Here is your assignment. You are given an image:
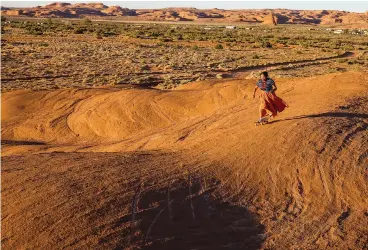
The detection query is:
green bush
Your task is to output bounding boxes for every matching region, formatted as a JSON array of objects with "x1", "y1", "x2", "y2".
[
  {"x1": 26, "y1": 27, "x2": 44, "y2": 35},
  {"x1": 215, "y1": 44, "x2": 224, "y2": 49},
  {"x1": 336, "y1": 58, "x2": 348, "y2": 63},
  {"x1": 39, "y1": 42, "x2": 49, "y2": 47},
  {"x1": 261, "y1": 41, "x2": 272, "y2": 48},
  {"x1": 81, "y1": 17, "x2": 92, "y2": 25},
  {"x1": 347, "y1": 59, "x2": 358, "y2": 65},
  {"x1": 74, "y1": 27, "x2": 87, "y2": 34}
]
